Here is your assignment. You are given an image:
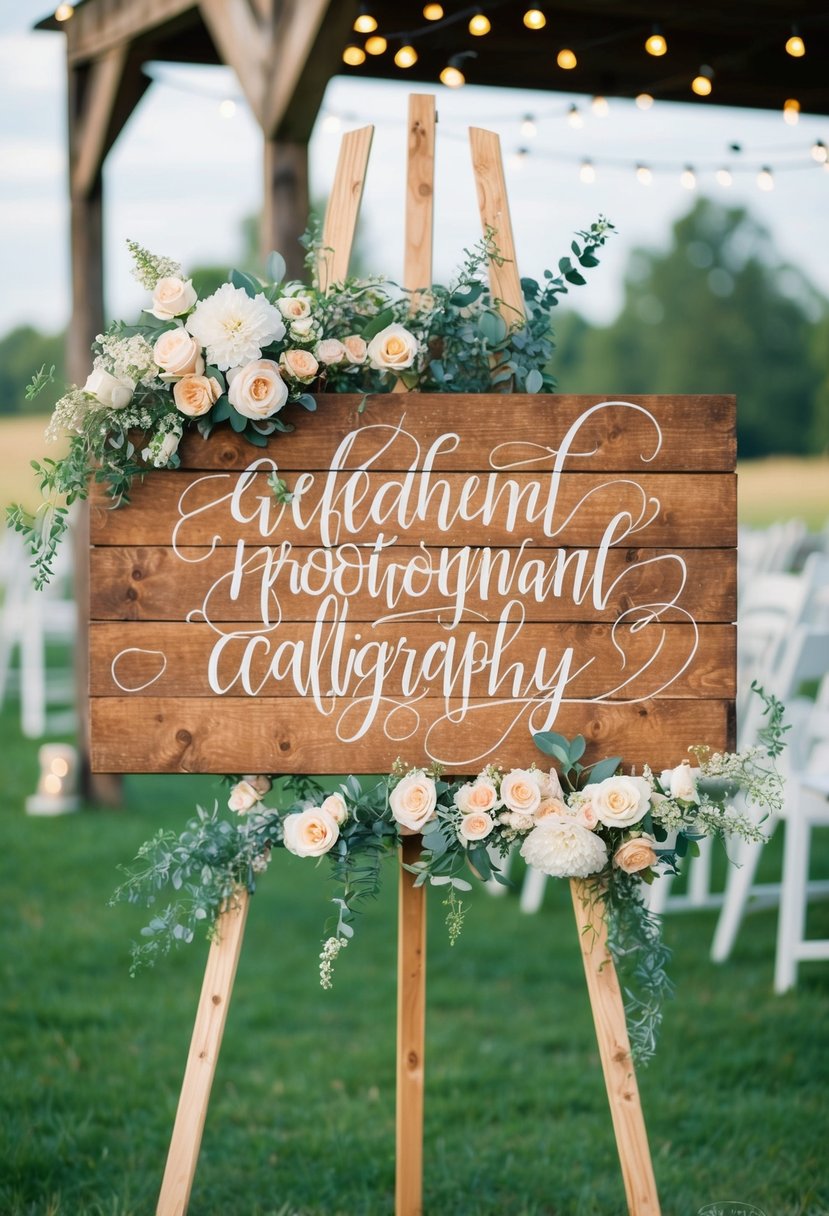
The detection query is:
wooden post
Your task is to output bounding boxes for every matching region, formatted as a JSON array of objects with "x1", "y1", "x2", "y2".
[
  {"x1": 157, "y1": 888, "x2": 250, "y2": 1216},
  {"x1": 316, "y1": 125, "x2": 374, "y2": 291},
  {"x1": 468, "y1": 127, "x2": 526, "y2": 327},
  {"x1": 263, "y1": 138, "x2": 310, "y2": 280},
  {"x1": 403, "y1": 94, "x2": 436, "y2": 303},
  {"x1": 570, "y1": 880, "x2": 661, "y2": 1216},
  {"x1": 396, "y1": 835, "x2": 427, "y2": 1216}
]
